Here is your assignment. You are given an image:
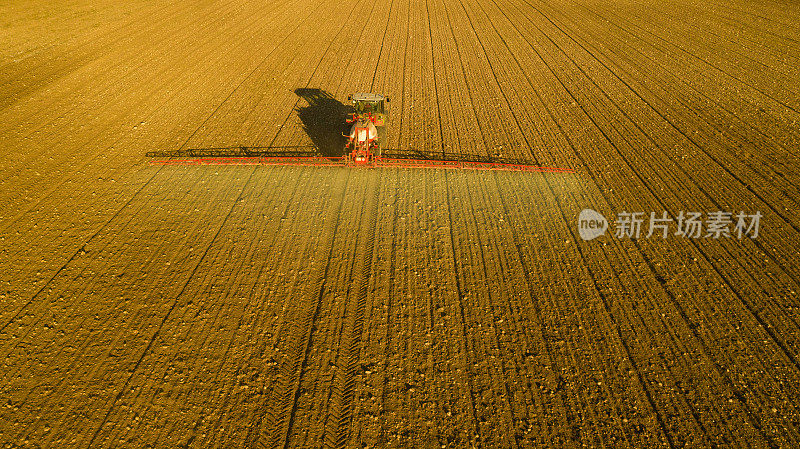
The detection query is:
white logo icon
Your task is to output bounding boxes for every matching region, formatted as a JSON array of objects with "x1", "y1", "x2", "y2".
[{"x1": 578, "y1": 209, "x2": 608, "y2": 241}]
